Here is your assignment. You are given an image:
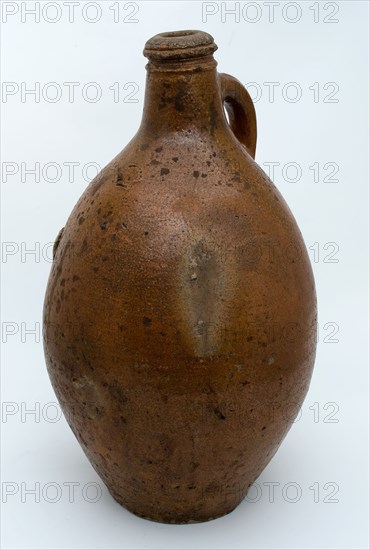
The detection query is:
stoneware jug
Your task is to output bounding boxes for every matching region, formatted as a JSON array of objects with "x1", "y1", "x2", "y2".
[{"x1": 43, "y1": 30, "x2": 317, "y2": 523}]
